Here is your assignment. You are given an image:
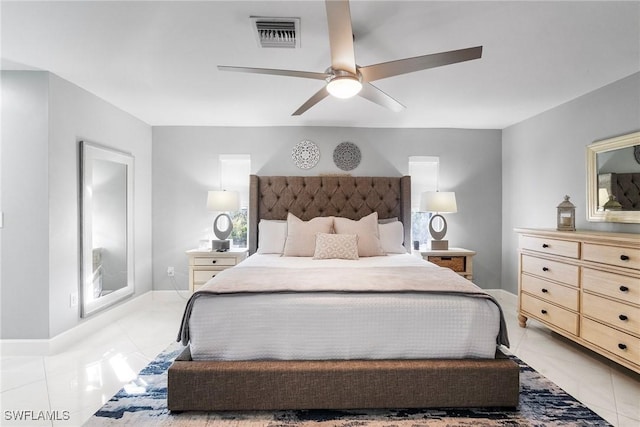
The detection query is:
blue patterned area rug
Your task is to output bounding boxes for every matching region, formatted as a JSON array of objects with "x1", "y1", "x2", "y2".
[{"x1": 85, "y1": 342, "x2": 610, "y2": 426}]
